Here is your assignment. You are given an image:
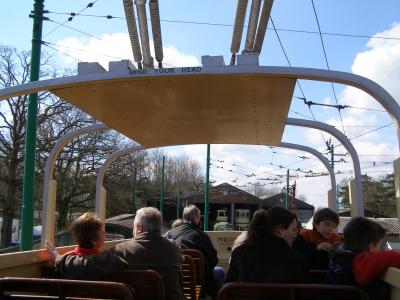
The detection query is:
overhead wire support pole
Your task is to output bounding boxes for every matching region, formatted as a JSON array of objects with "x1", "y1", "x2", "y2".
[
  {"x1": 204, "y1": 144, "x2": 210, "y2": 231},
  {"x1": 176, "y1": 187, "x2": 180, "y2": 219},
  {"x1": 131, "y1": 168, "x2": 137, "y2": 213},
  {"x1": 285, "y1": 169, "x2": 289, "y2": 208},
  {"x1": 21, "y1": 0, "x2": 45, "y2": 251},
  {"x1": 160, "y1": 155, "x2": 165, "y2": 214}
]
